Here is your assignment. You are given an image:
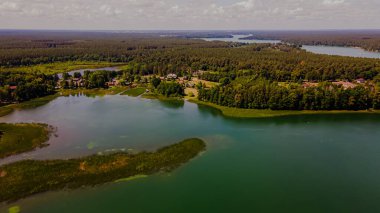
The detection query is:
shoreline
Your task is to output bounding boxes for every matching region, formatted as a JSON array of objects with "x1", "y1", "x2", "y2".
[
  {"x1": 2, "y1": 91, "x2": 380, "y2": 119},
  {"x1": 0, "y1": 123, "x2": 53, "y2": 159},
  {"x1": 188, "y1": 99, "x2": 380, "y2": 118}
]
